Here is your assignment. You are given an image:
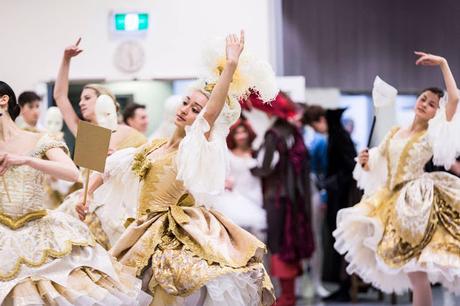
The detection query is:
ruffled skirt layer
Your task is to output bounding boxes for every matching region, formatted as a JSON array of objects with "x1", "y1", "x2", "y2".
[{"x1": 334, "y1": 173, "x2": 460, "y2": 294}]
